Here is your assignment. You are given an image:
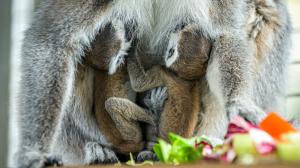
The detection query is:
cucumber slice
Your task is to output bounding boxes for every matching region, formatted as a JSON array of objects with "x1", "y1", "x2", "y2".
[
  {"x1": 233, "y1": 134, "x2": 257, "y2": 156},
  {"x1": 277, "y1": 143, "x2": 300, "y2": 162}
]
